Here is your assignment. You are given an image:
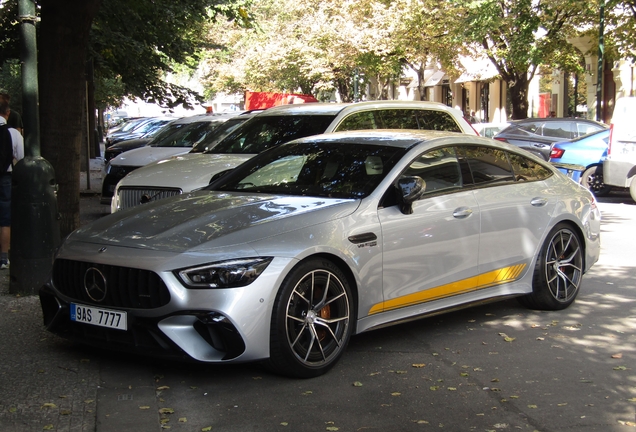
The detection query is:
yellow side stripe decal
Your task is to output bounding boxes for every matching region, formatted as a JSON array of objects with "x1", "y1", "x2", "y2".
[{"x1": 368, "y1": 264, "x2": 527, "y2": 315}]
